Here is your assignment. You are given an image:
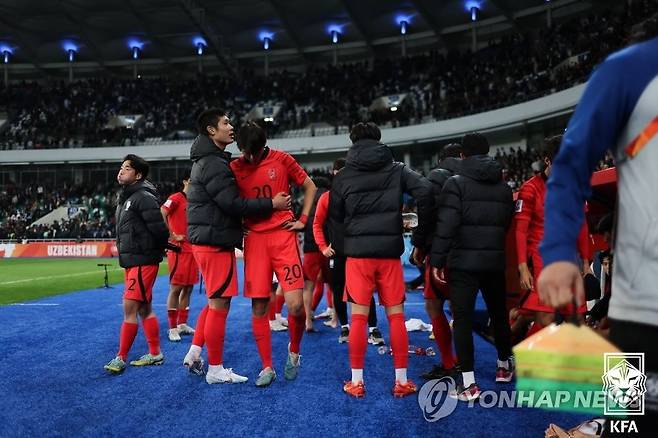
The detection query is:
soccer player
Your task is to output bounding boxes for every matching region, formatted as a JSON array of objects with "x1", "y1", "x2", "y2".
[
  {"x1": 161, "y1": 169, "x2": 199, "y2": 342},
  {"x1": 301, "y1": 176, "x2": 332, "y2": 332},
  {"x1": 184, "y1": 109, "x2": 290, "y2": 384},
  {"x1": 231, "y1": 121, "x2": 317, "y2": 387},
  {"x1": 104, "y1": 154, "x2": 169, "y2": 374},
  {"x1": 429, "y1": 133, "x2": 514, "y2": 401},
  {"x1": 330, "y1": 122, "x2": 434, "y2": 398},
  {"x1": 515, "y1": 135, "x2": 592, "y2": 331},
  {"x1": 413, "y1": 143, "x2": 461, "y2": 380},
  {"x1": 538, "y1": 23, "x2": 658, "y2": 436},
  {"x1": 312, "y1": 158, "x2": 383, "y2": 345}
]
